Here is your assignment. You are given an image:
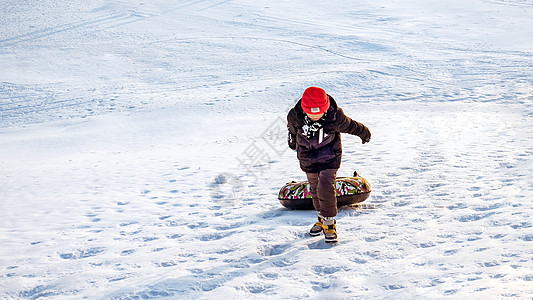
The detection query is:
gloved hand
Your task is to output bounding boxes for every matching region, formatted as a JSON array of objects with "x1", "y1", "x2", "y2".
[{"x1": 360, "y1": 129, "x2": 371, "y2": 144}]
